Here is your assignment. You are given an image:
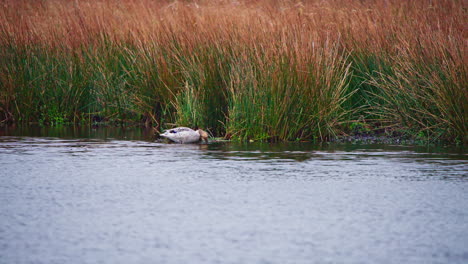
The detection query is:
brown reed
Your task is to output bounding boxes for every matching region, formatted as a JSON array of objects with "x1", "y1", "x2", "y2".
[{"x1": 0, "y1": 0, "x2": 465, "y2": 143}]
